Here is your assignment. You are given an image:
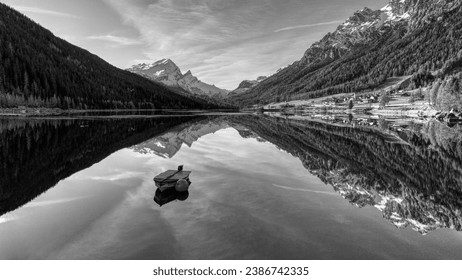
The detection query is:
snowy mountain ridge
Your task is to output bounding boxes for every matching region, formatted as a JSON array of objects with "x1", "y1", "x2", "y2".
[
  {"x1": 127, "y1": 59, "x2": 229, "y2": 98},
  {"x1": 300, "y1": 0, "x2": 413, "y2": 65}
]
